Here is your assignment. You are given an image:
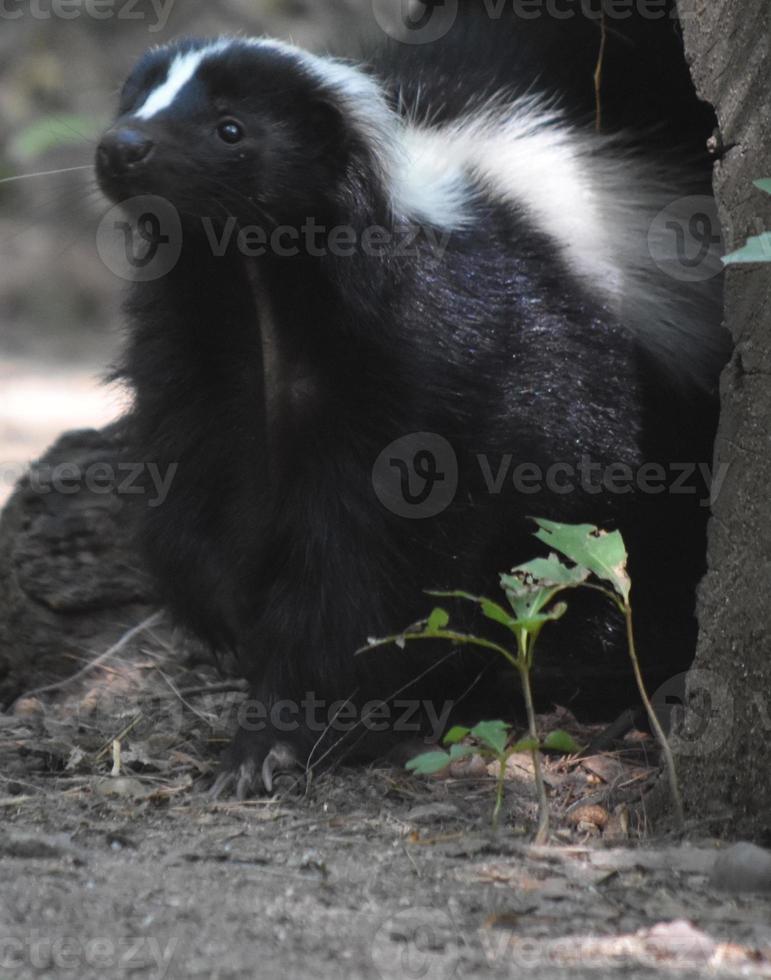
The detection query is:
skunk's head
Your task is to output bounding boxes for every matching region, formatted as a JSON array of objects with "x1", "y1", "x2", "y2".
[{"x1": 96, "y1": 38, "x2": 393, "y2": 227}]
